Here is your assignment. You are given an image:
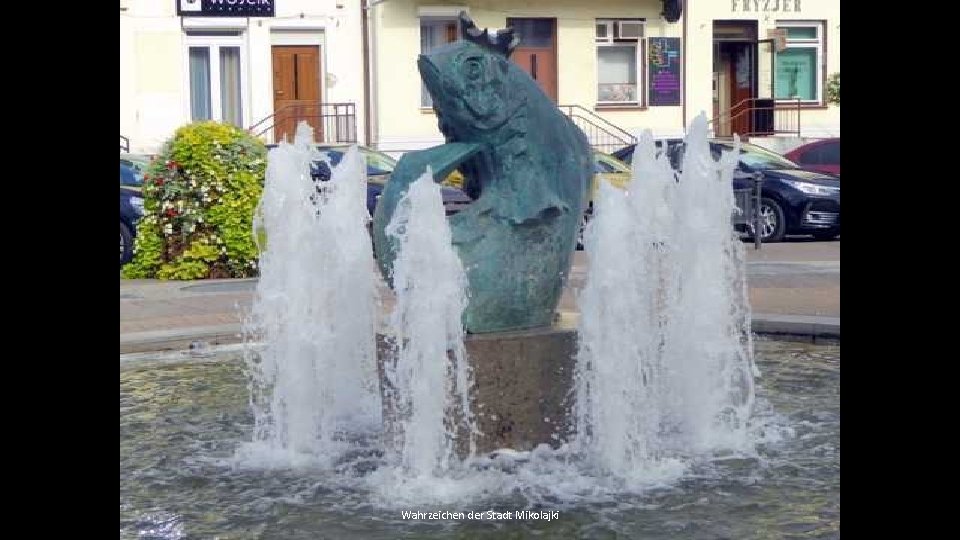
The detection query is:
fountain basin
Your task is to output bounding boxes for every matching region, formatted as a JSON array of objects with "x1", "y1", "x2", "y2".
[{"x1": 120, "y1": 340, "x2": 840, "y2": 539}]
